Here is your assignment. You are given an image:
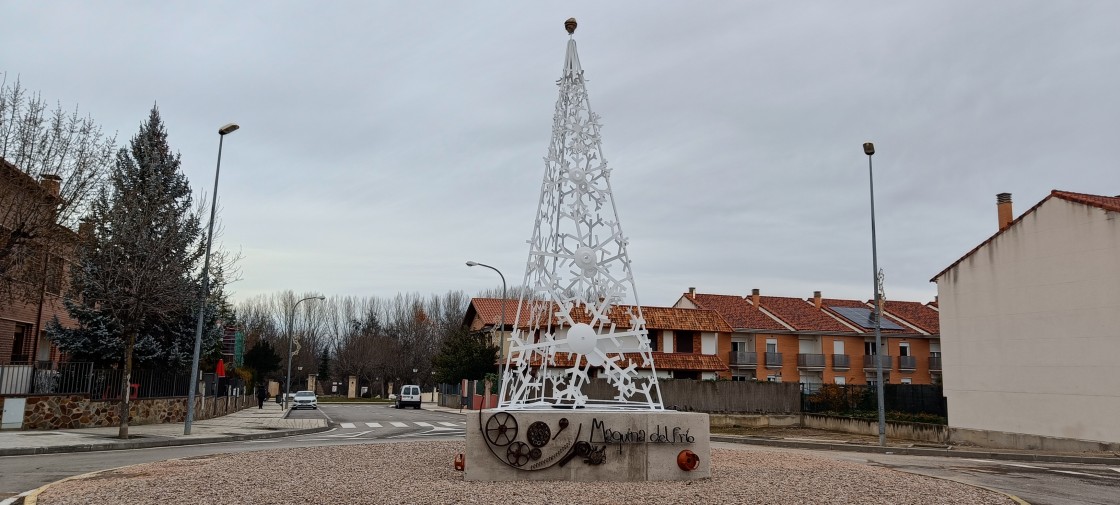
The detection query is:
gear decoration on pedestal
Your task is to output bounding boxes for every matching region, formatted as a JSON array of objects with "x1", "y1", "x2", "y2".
[
  {"x1": 506, "y1": 442, "x2": 531, "y2": 467},
  {"x1": 526, "y1": 421, "x2": 551, "y2": 447},
  {"x1": 485, "y1": 412, "x2": 518, "y2": 446},
  {"x1": 497, "y1": 16, "x2": 664, "y2": 413}
]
